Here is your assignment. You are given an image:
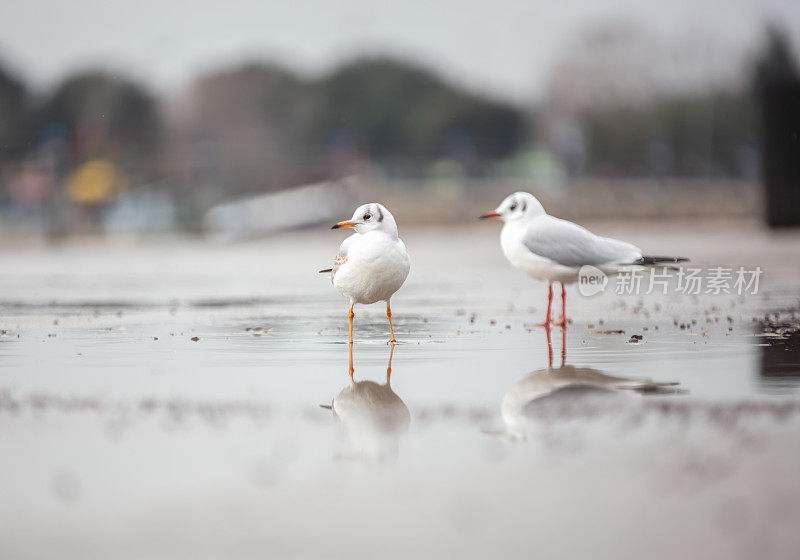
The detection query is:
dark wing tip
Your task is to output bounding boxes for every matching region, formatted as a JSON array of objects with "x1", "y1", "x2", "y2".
[{"x1": 637, "y1": 256, "x2": 689, "y2": 265}]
